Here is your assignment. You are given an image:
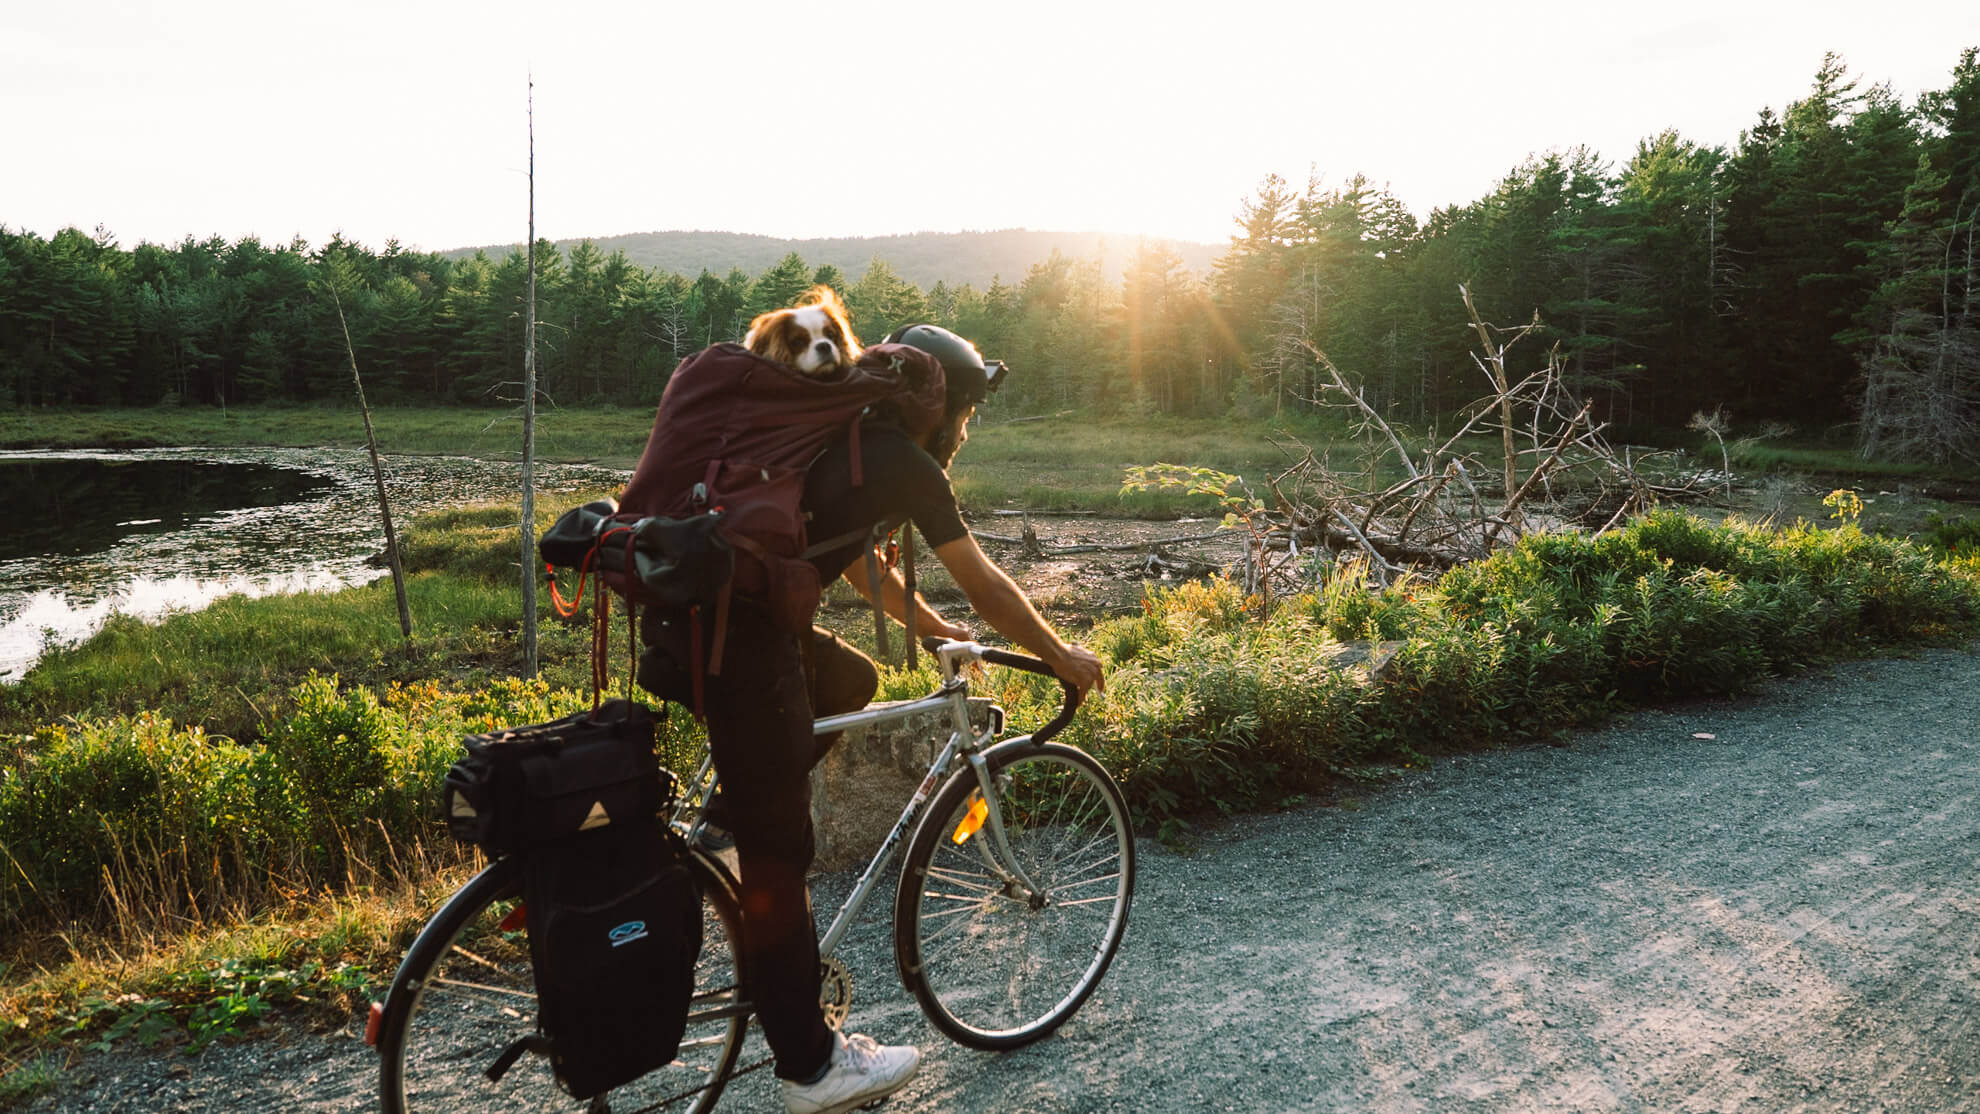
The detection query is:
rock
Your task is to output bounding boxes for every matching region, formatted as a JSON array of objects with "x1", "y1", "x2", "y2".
[
  {"x1": 1317, "y1": 639, "x2": 1407, "y2": 682},
  {"x1": 808, "y1": 696, "x2": 995, "y2": 872}
]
